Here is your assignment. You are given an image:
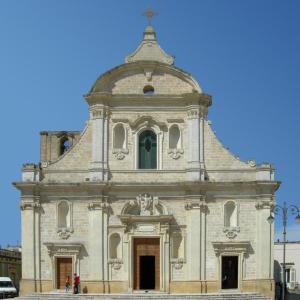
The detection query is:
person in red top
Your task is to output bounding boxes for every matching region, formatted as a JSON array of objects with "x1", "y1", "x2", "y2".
[{"x1": 73, "y1": 273, "x2": 79, "y2": 294}]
